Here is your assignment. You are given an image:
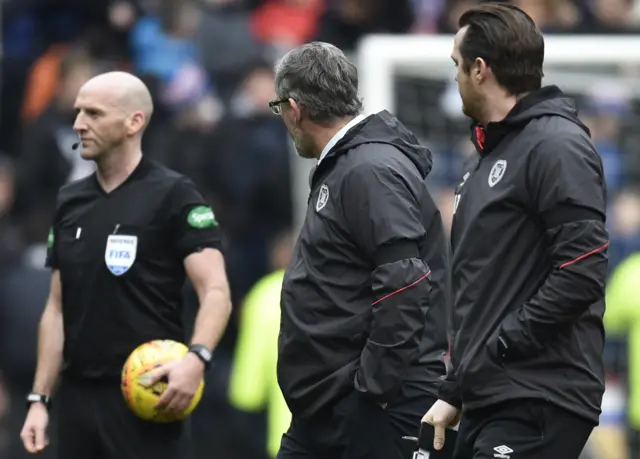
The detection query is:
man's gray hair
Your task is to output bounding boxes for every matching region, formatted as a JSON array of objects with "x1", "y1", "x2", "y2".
[{"x1": 274, "y1": 42, "x2": 363, "y2": 124}]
